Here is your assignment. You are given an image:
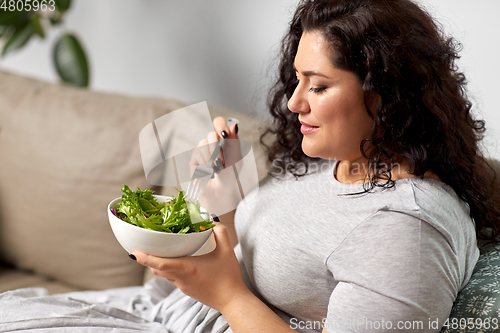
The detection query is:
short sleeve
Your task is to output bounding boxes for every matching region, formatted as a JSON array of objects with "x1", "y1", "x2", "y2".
[{"x1": 324, "y1": 209, "x2": 461, "y2": 332}]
